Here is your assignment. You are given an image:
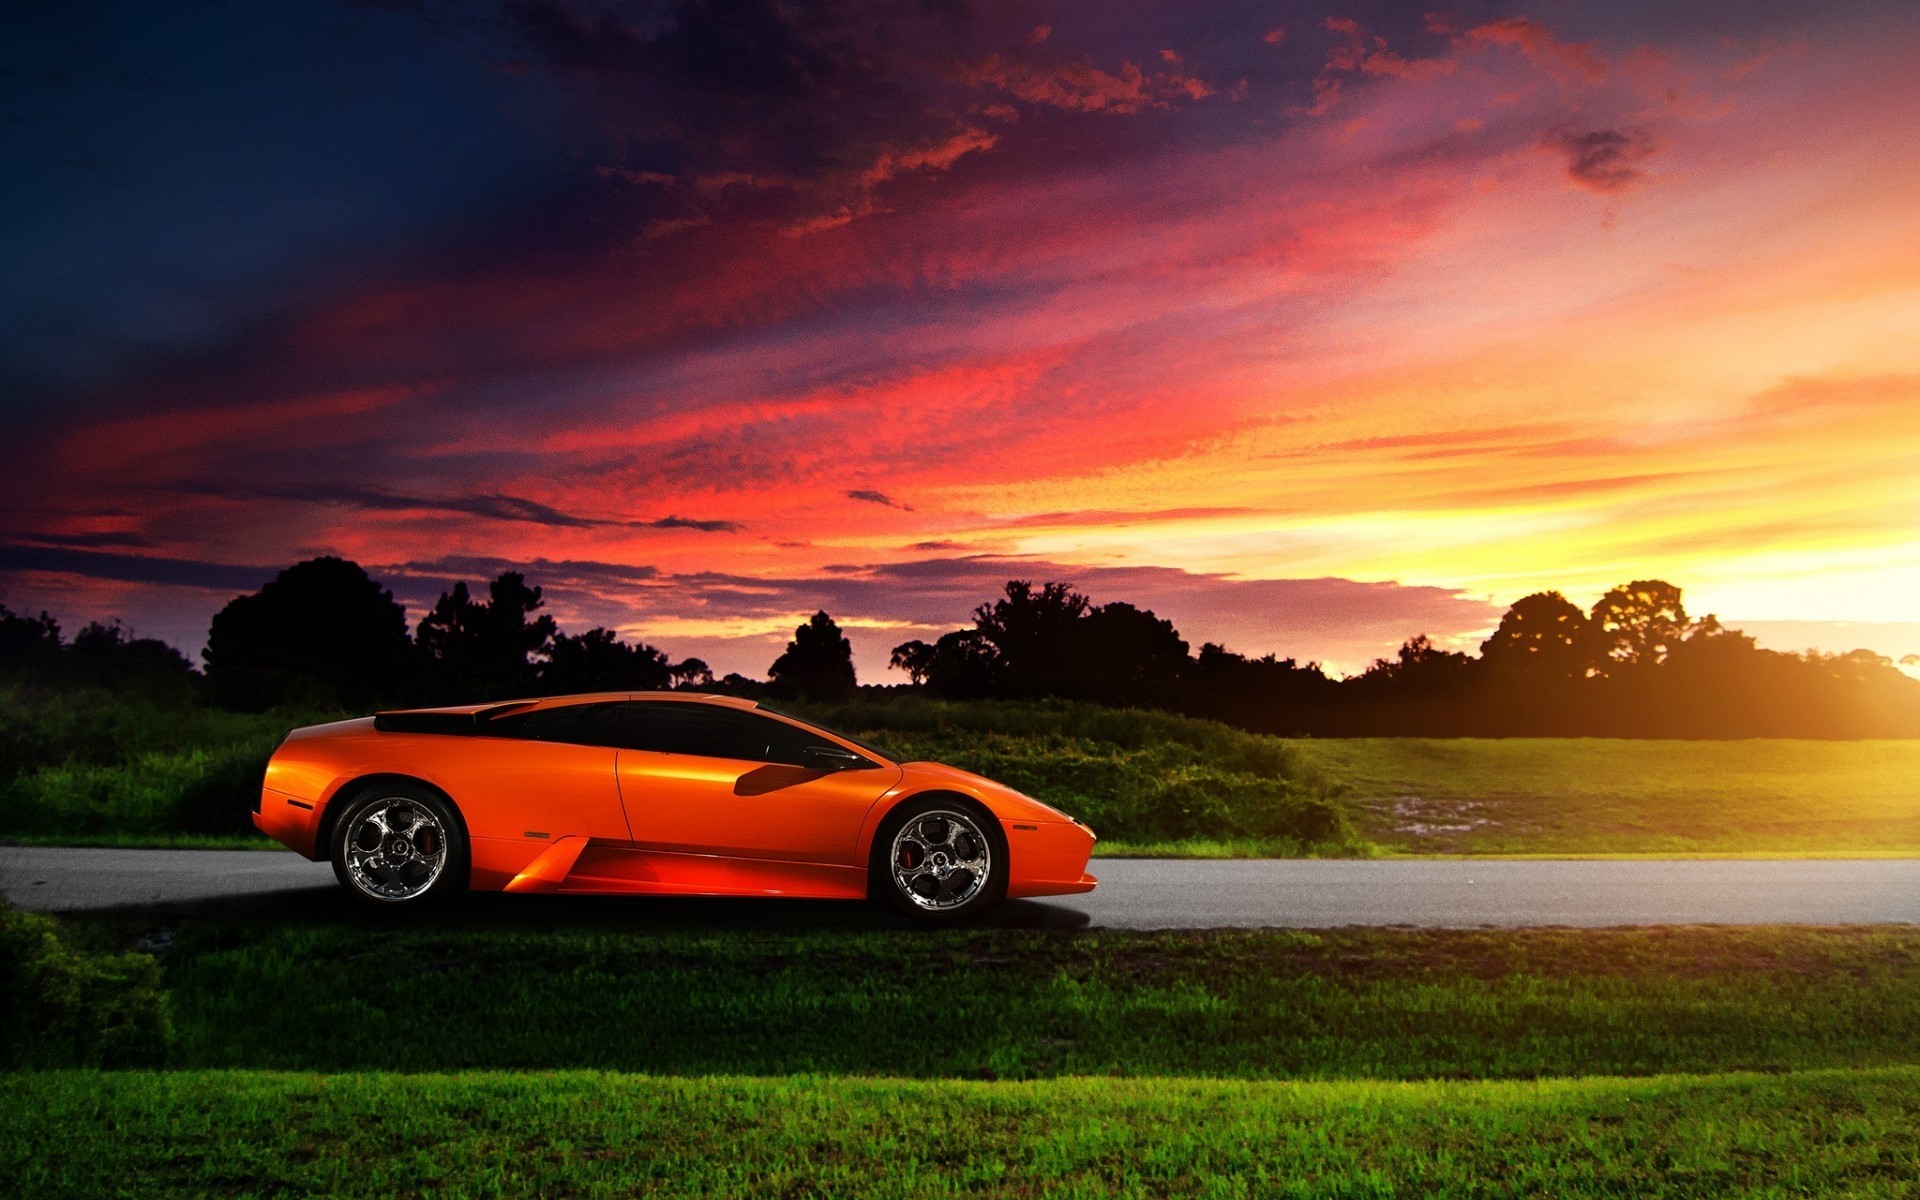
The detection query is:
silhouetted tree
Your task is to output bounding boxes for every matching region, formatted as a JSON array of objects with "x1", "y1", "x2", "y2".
[
  {"x1": 204, "y1": 557, "x2": 411, "y2": 710},
  {"x1": 416, "y1": 572, "x2": 557, "y2": 701},
  {"x1": 1063, "y1": 602, "x2": 1190, "y2": 705},
  {"x1": 715, "y1": 671, "x2": 770, "y2": 699},
  {"x1": 1481, "y1": 591, "x2": 1591, "y2": 679},
  {"x1": 972, "y1": 580, "x2": 1090, "y2": 696},
  {"x1": 769, "y1": 611, "x2": 857, "y2": 701},
  {"x1": 1589, "y1": 580, "x2": 1689, "y2": 672},
  {"x1": 1360, "y1": 635, "x2": 1476, "y2": 689},
  {"x1": 540, "y1": 627, "x2": 672, "y2": 694},
  {"x1": 18, "y1": 558, "x2": 1919, "y2": 737},
  {"x1": 889, "y1": 639, "x2": 937, "y2": 685},
  {"x1": 670, "y1": 657, "x2": 713, "y2": 689},
  {"x1": 909, "y1": 629, "x2": 1005, "y2": 698},
  {"x1": 65, "y1": 620, "x2": 196, "y2": 702},
  {"x1": 0, "y1": 604, "x2": 63, "y2": 676},
  {"x1": 1188, "y1": 643, "x2": 1332, "y2": 712}
]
